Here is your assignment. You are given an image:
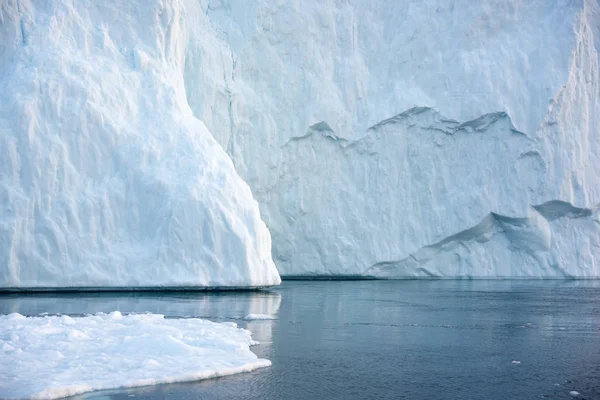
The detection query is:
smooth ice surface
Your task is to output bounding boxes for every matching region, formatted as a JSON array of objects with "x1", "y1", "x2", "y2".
[
  {"x1": 181, "y1": 0, "x2": 600, "y2": 277},
  {"x1": 0, "y1": 1, "x2": 280, "y2": 288},
  {"x1": 0, "y1": 312, "x2": 270, "y2": 399}
]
